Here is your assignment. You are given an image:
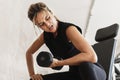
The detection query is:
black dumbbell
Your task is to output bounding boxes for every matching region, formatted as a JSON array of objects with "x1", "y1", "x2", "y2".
[{"x1": 36, "y1": 51, "x2": 63, "y2": 70}]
